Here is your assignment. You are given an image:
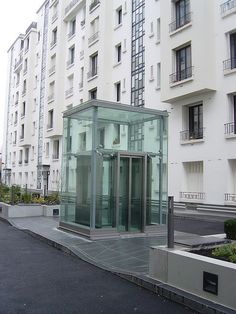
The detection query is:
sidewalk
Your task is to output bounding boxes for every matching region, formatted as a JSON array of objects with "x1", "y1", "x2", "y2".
[{"x1": 8, "y1": 216, "x2": 229, "y2": 275}]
